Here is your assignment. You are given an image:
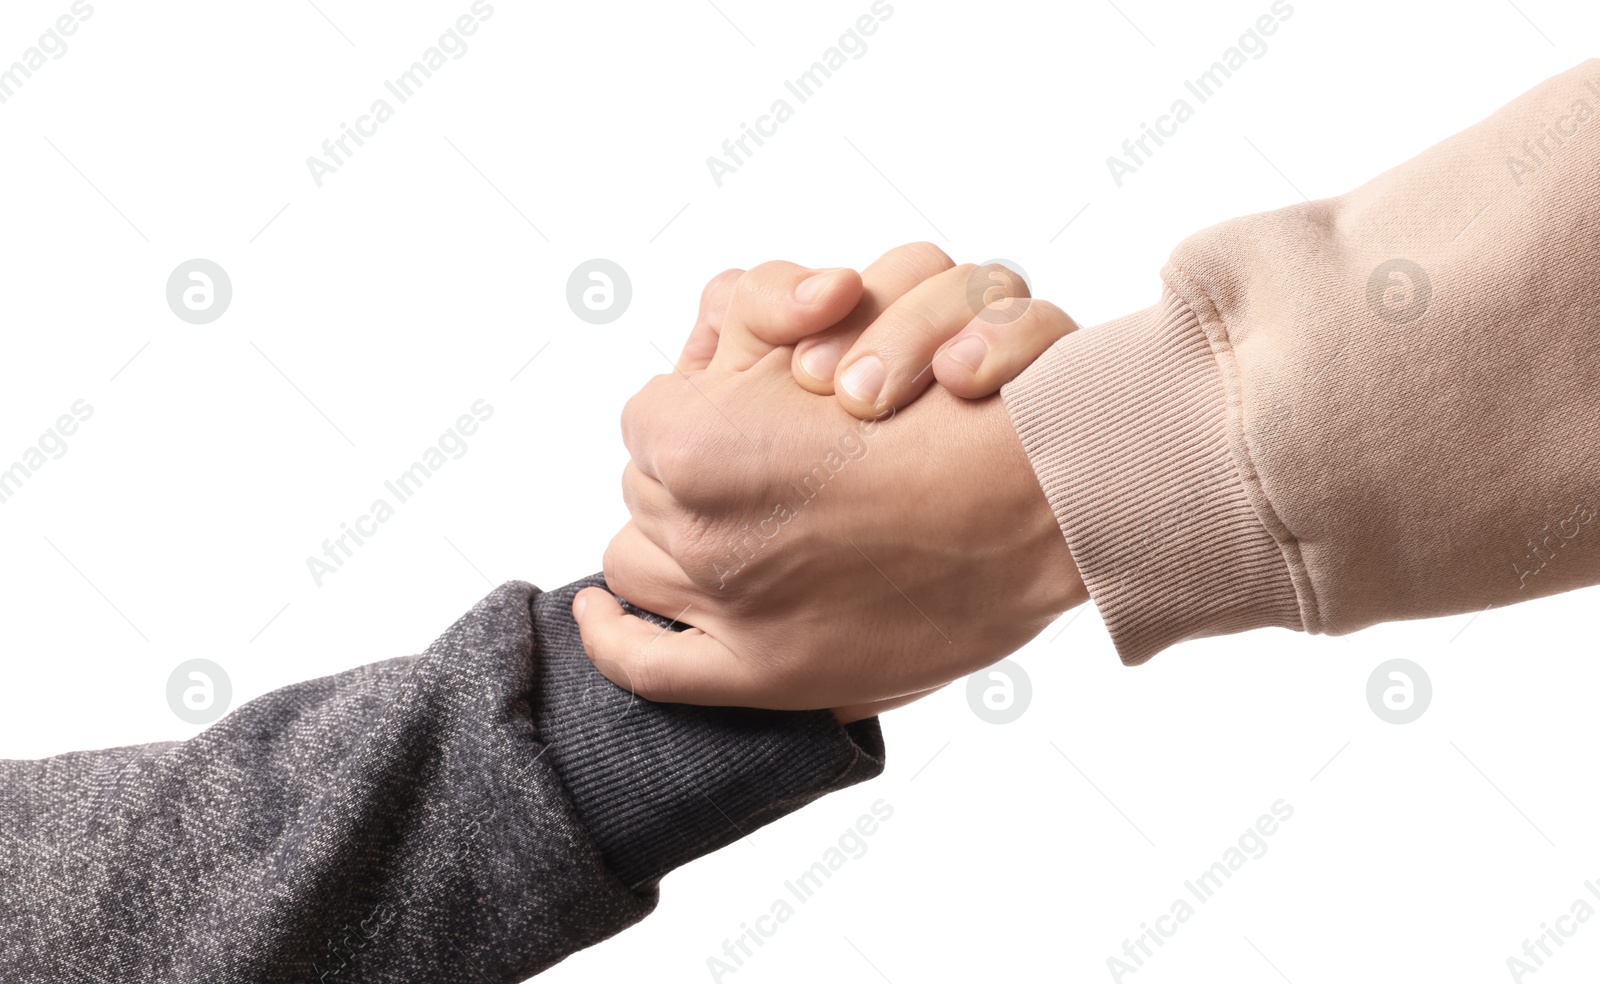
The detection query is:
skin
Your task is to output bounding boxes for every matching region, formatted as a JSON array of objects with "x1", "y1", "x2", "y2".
[{"x1": 574, "y1": 244, "x2": 1088, "y2": 722}]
